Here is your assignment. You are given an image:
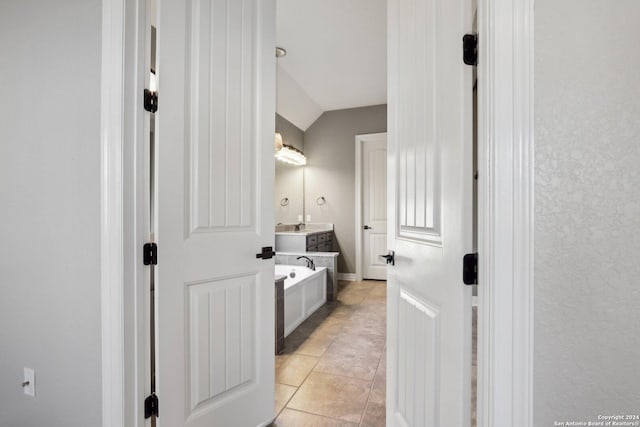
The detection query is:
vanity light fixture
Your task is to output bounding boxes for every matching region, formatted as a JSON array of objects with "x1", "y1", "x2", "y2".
[
  {"x1": 275, "y1": 144, "x2": 307, "y2": 166},
  {"x1": 274, "y1": 132, "x2": 284, "y2": 151}
]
